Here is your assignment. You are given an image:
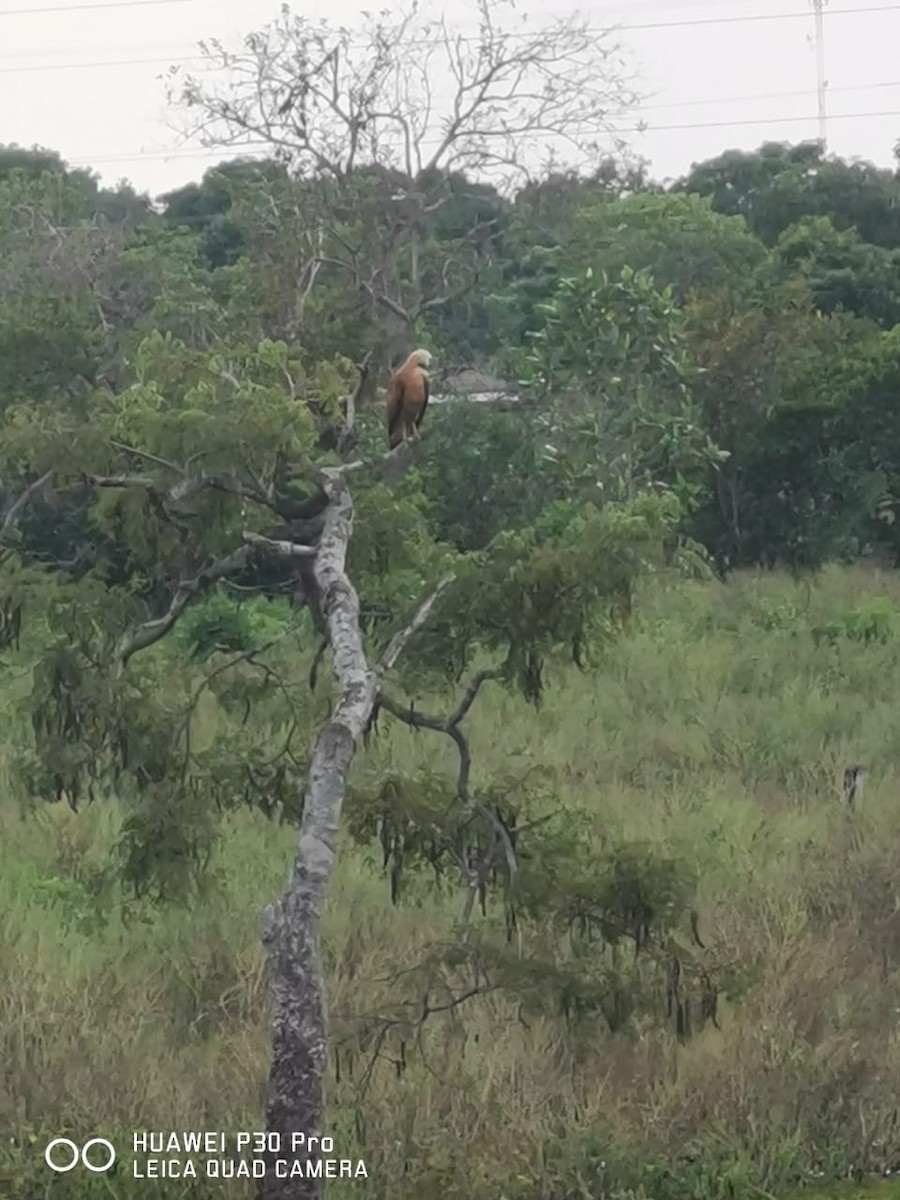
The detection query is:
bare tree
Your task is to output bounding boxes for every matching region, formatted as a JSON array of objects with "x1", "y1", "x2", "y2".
[{"x1": 172, "y1": 0, "x2": 638, "y2": 366}]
